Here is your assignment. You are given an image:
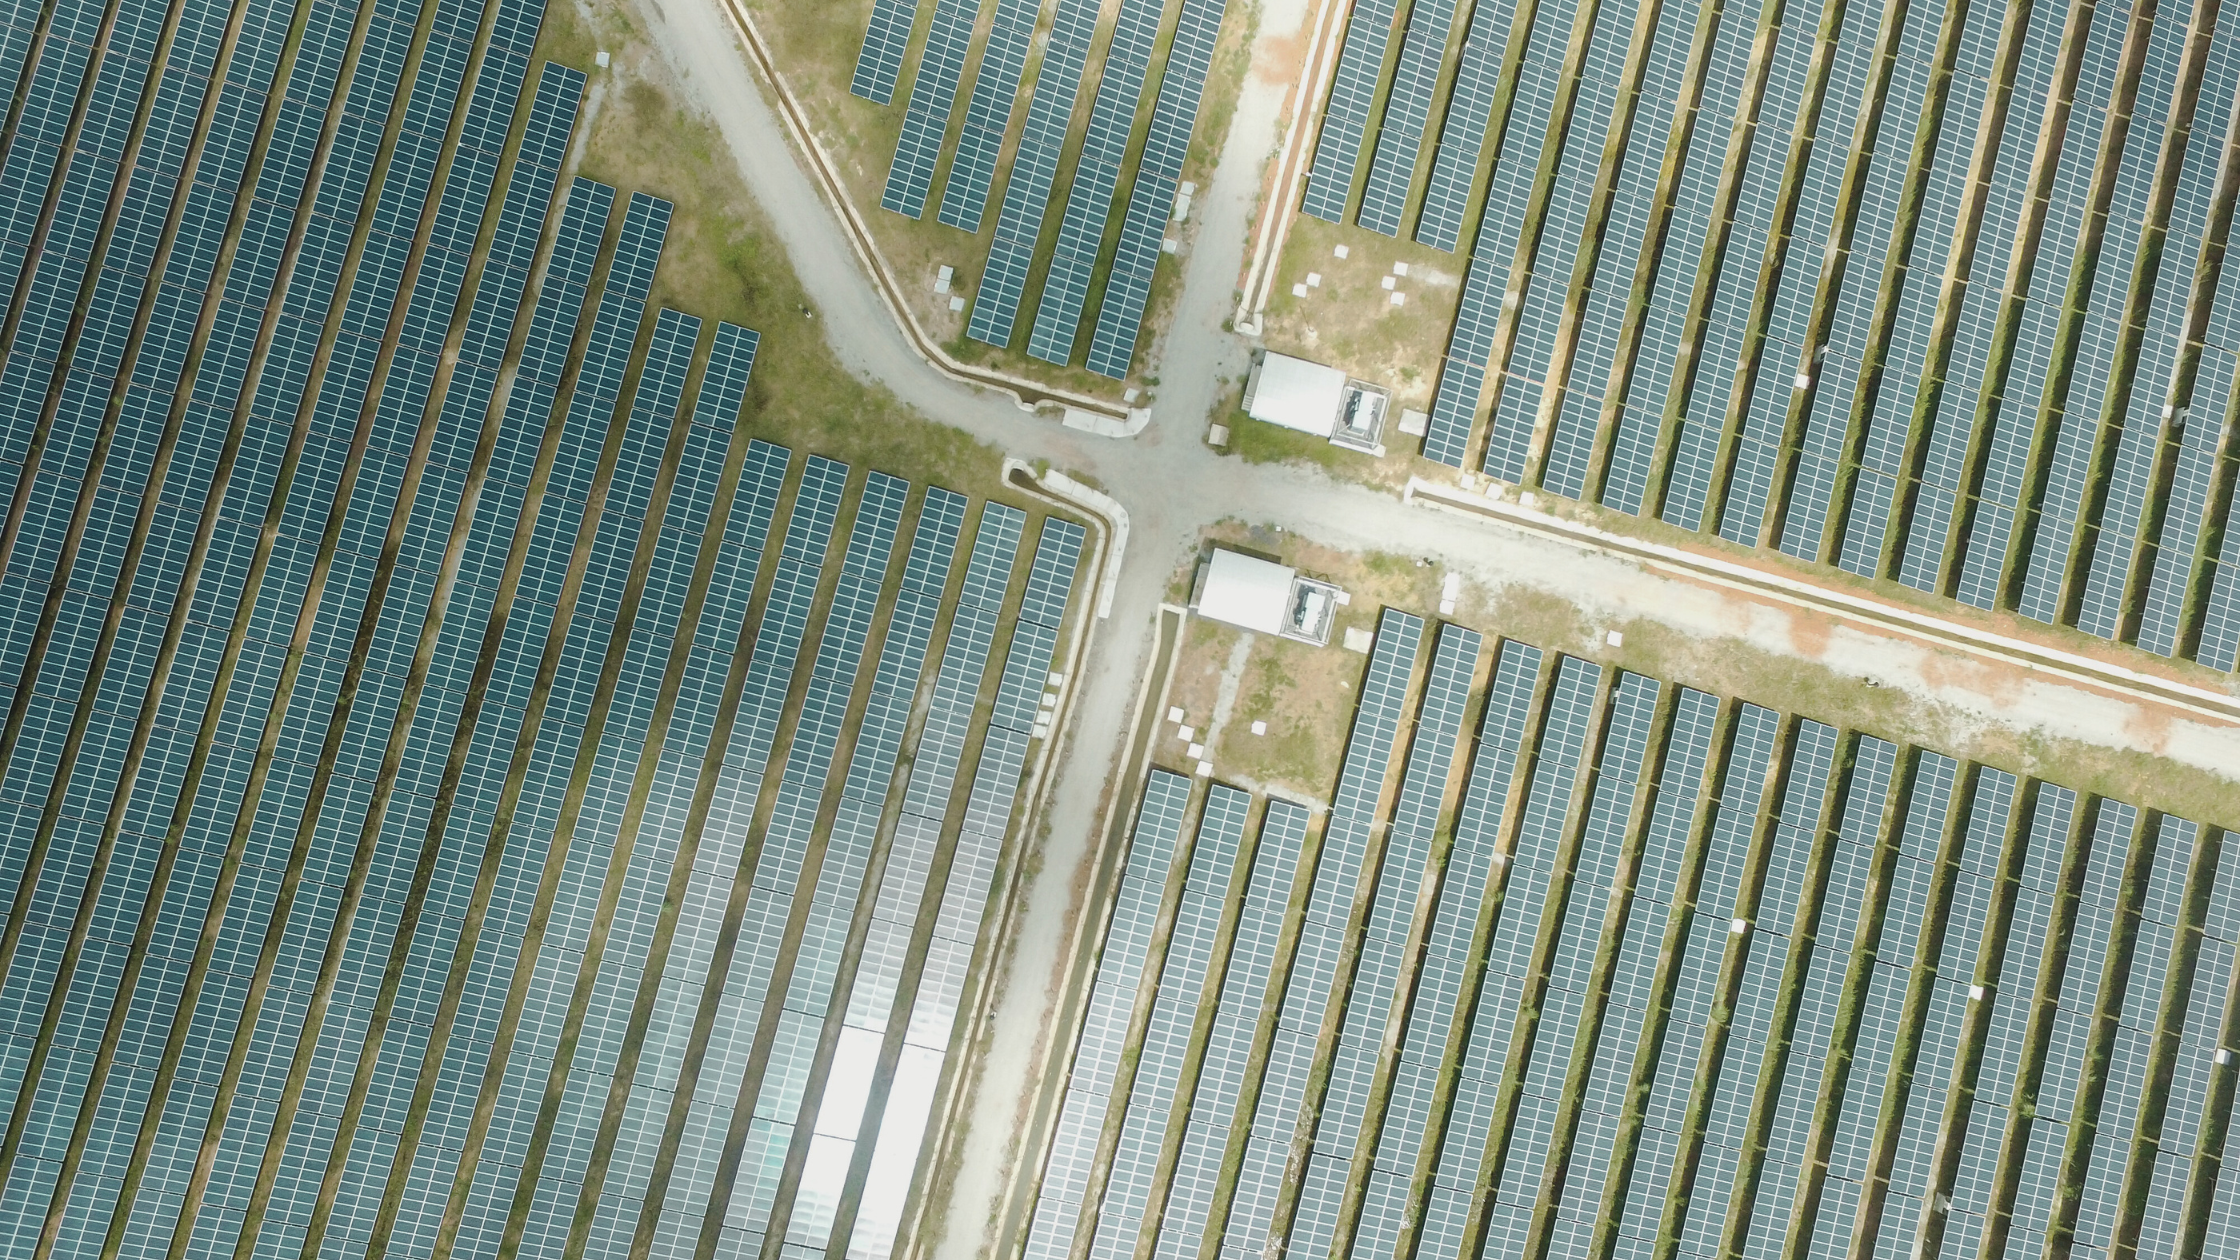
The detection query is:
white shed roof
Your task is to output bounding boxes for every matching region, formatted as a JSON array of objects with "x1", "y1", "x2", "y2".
[
  {"x1": 1247, "y1": 352, "x2": 1347, "y2": 435},
  {"x1": 1198, "y1": 549, "x2": 1295, "y2": 635}
]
